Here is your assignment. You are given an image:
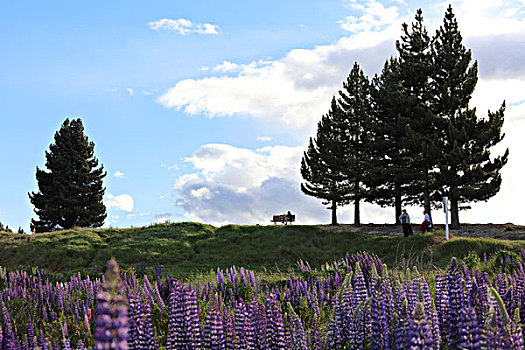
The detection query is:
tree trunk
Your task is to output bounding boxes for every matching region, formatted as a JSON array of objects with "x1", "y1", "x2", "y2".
[
  {"x1": 354, "y1": 197, "x2": 360, "y2": 227},
  {"x1": 331, "y1": 200, "x2": 338, "y2": 225},
  {"x1": 450, "y1": 198, "x2": 460, "y2": 229},
  {"x1": 354, "y1": 181, "x2": 361, "y2": 227},
  {"x1": 395, "y1": 183, "x2": 402, "y2": 224},
  {"x1": 423, "y1": 167, "x2": 431, "y2": 218}
]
